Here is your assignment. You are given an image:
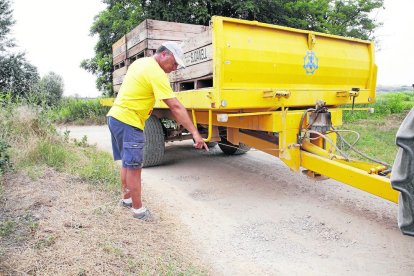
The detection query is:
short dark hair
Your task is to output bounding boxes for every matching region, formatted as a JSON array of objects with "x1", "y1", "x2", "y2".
[{"x1": 156, "y1": 45, "x2": 171, "y2": 54}]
